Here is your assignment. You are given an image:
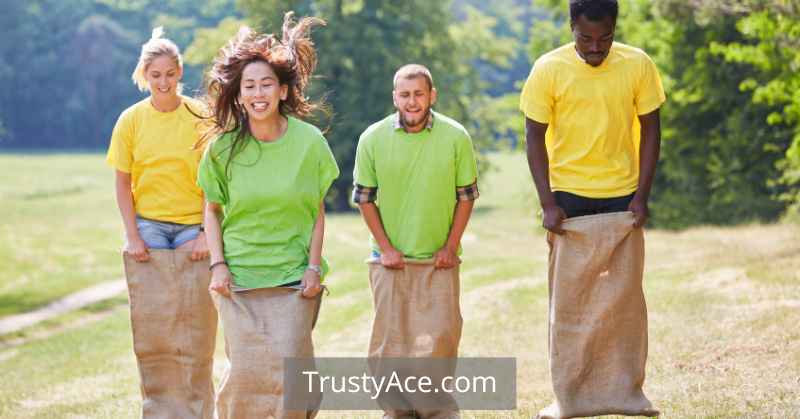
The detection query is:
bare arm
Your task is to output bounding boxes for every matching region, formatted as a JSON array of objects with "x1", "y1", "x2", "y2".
[
  {"x1": 115, "y1": 170, "x2": 149, "y2": 261},
  {"x1": 175, "y1": 192, "x2": 209, "y2": 261},
  {"x1": 629, "y1": 108, "x2": 661, "y2": 227},
  {"x1": 205, "y1": 200, "x2": 232, "y2": 296},
  {"x1": 525, "y1": 118, "x2": 565, "y2": 234},
  {"x1": 433, "y1": 199, "x2": 475, "y2": 269},
  {"x1": 301, "y1": 203, "x2": 325, "y2": 298},
  {"x1": 357, "y1": 202, "x2": 404, "y2": 269}
]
